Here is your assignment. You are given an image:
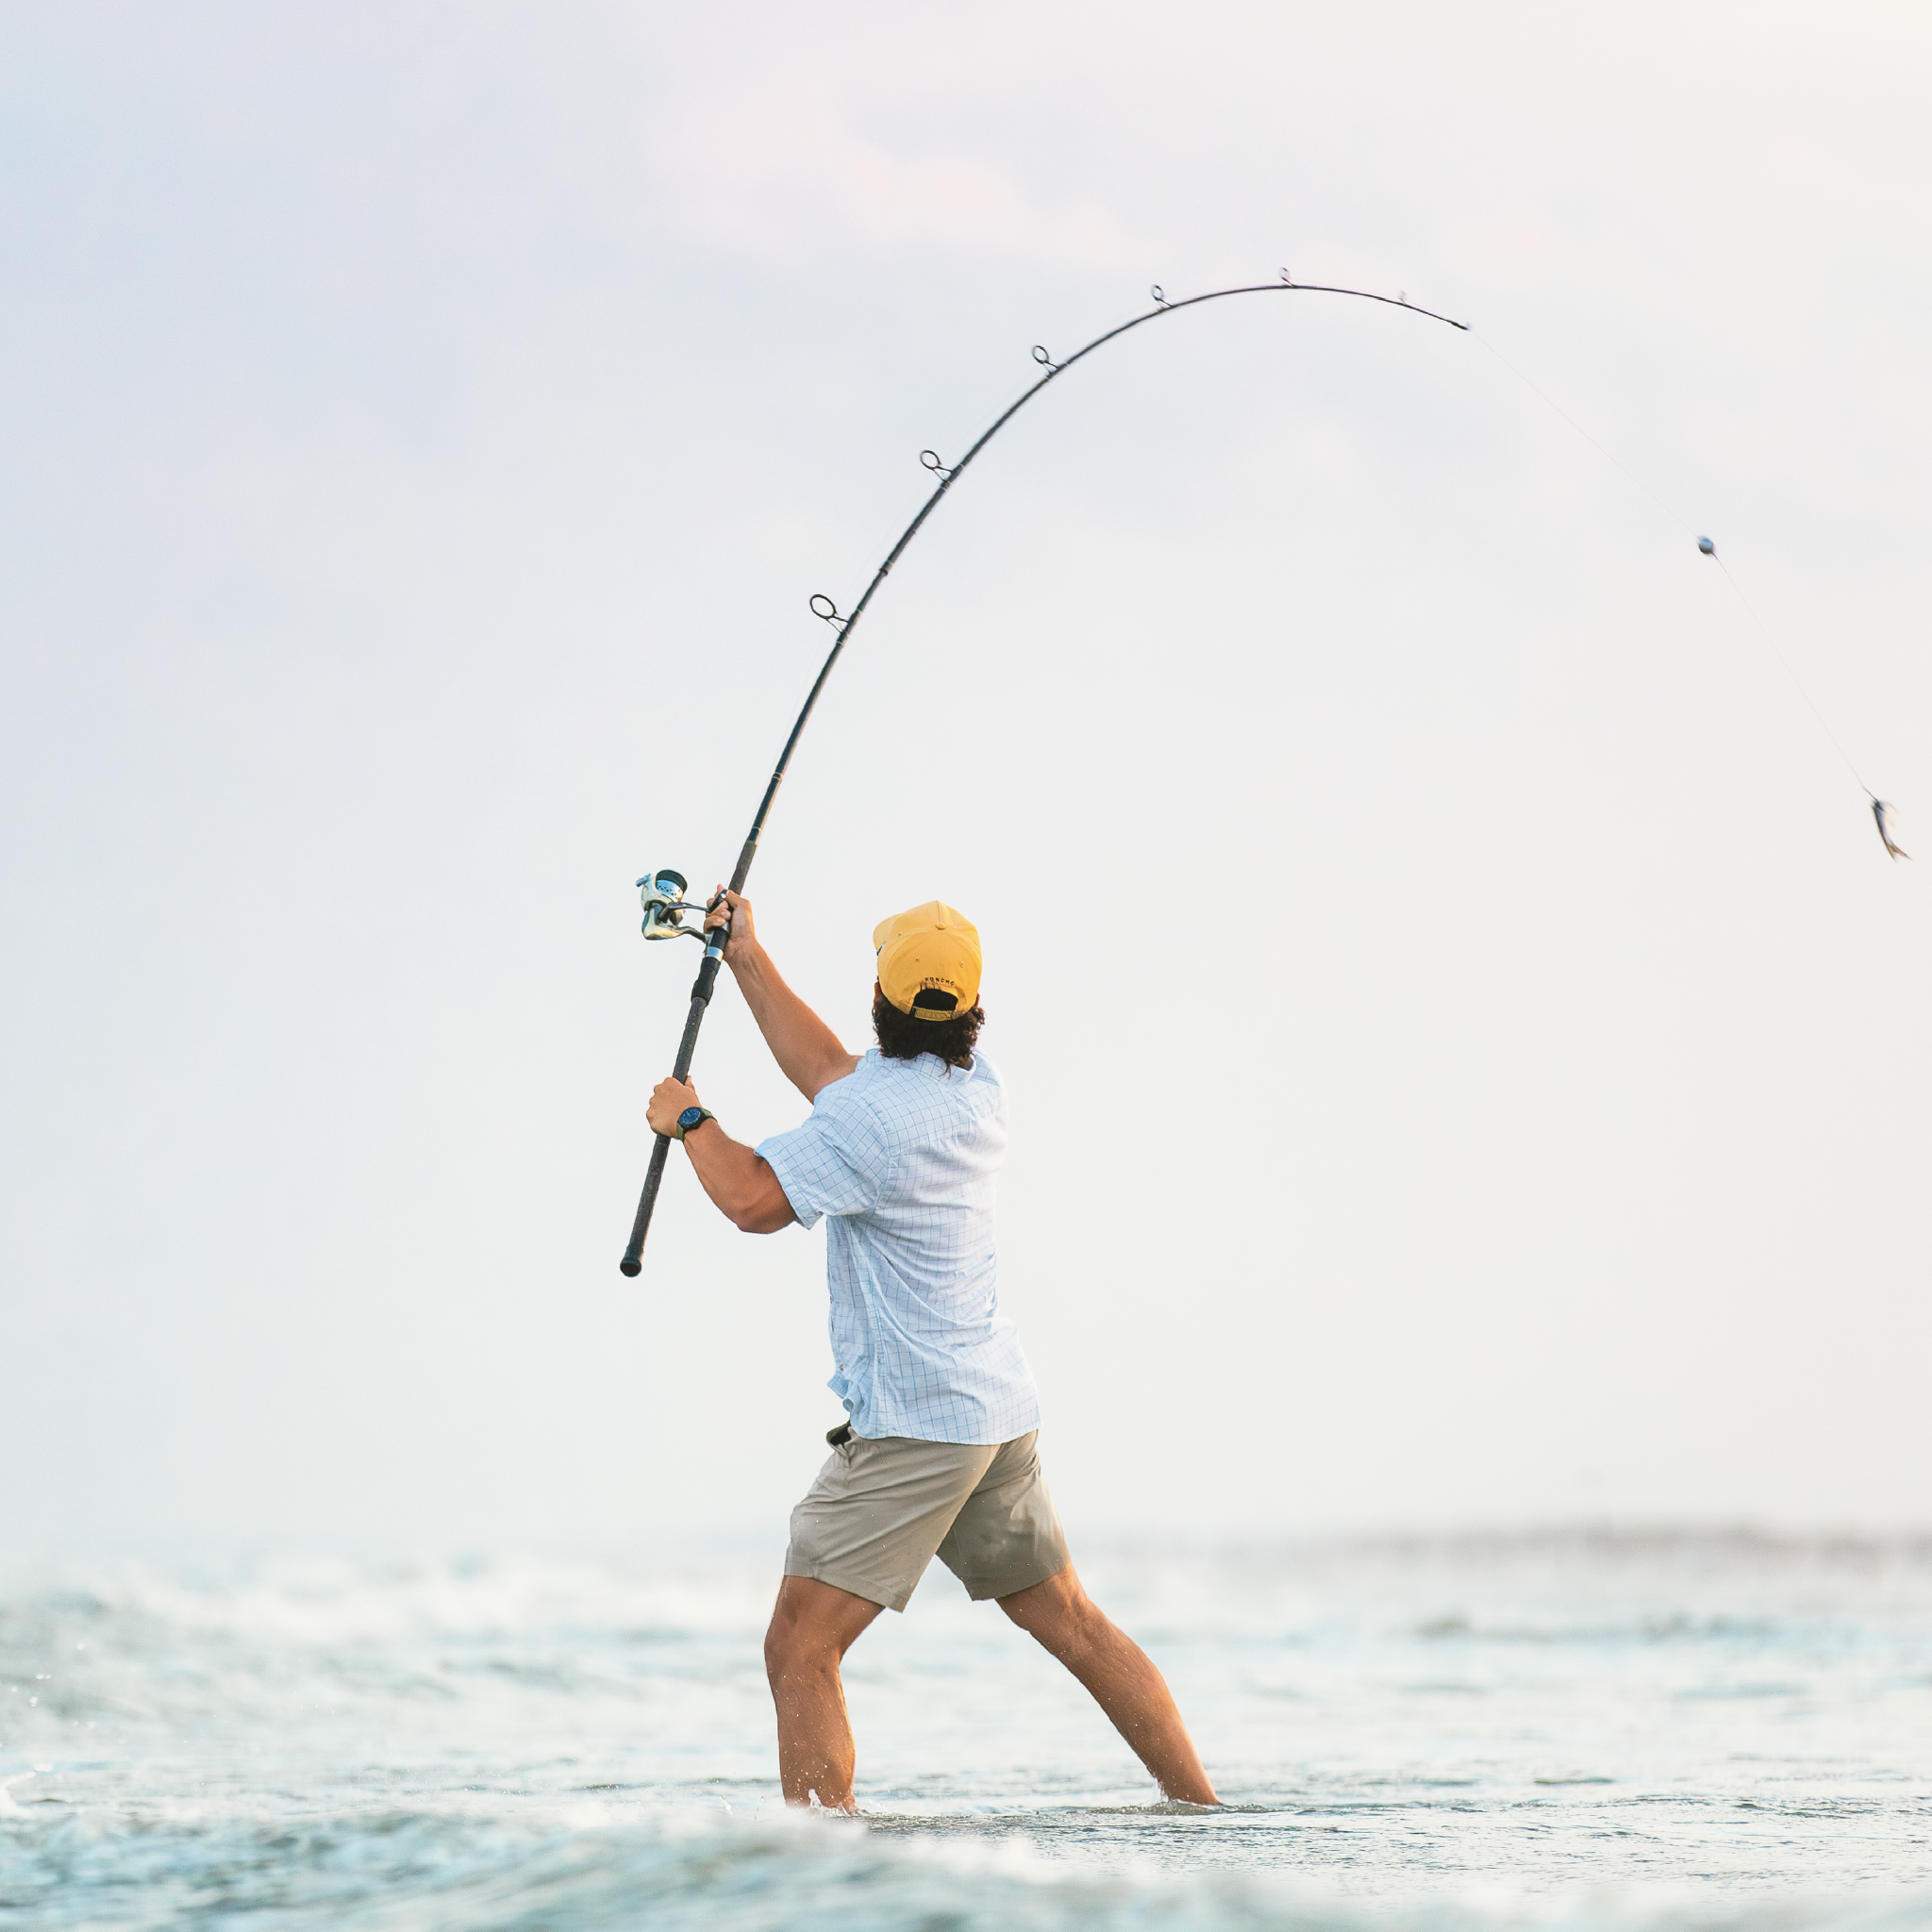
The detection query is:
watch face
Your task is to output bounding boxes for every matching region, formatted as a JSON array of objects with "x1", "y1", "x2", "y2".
[{"x1": 678, "y1": 1106, "x2": 707, "y2": 1131}]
